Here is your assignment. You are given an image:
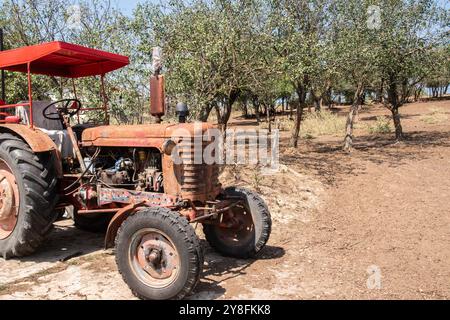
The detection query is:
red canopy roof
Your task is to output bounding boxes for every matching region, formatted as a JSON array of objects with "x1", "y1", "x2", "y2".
[{"x1": 0, "y1": 41, "x2": 129, "y2": 78}]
